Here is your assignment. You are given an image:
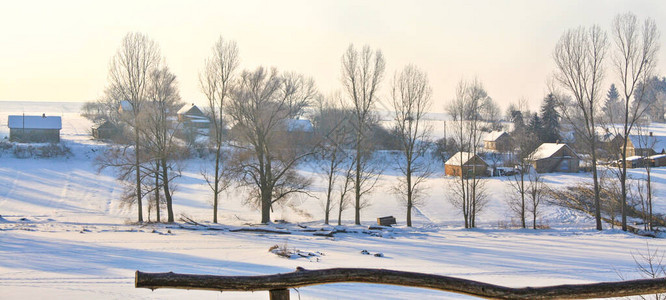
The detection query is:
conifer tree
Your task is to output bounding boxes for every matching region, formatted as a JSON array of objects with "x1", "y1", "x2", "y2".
[{"x1": 539, "y1": 94, "x2": 561, "y2": 143}]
